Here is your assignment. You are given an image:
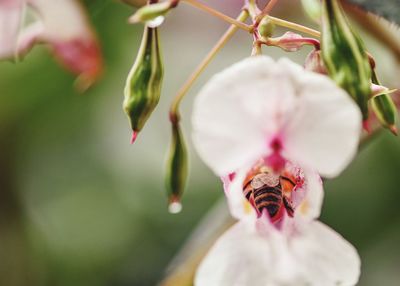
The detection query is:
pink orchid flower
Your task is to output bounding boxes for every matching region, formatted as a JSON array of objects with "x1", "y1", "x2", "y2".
[
  {"x1": 0, "y1": 0, "x2": 102, "y2": 90},
  {"x1": 192, "y1": 56, "x2": 362, "y2": 285}
]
